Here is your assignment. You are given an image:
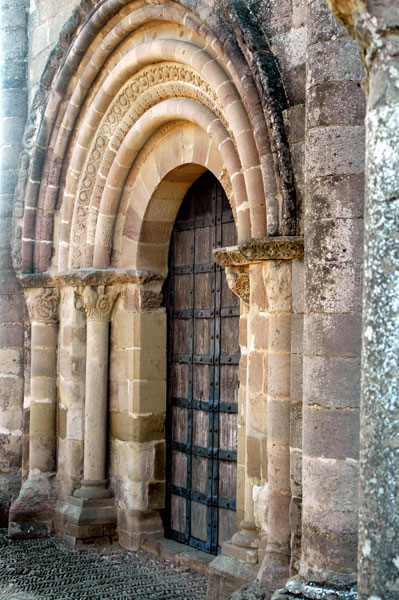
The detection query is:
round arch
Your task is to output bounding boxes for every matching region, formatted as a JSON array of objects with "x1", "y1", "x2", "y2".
[{"x1": 12, "y1": 0, "x2": 297, "y2": 275}]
